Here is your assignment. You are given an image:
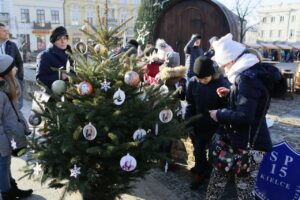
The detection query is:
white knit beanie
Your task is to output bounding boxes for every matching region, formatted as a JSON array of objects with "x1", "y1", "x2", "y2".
[{"x1": 212, "y1": 33, "x2": 246, "y2": 67}]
